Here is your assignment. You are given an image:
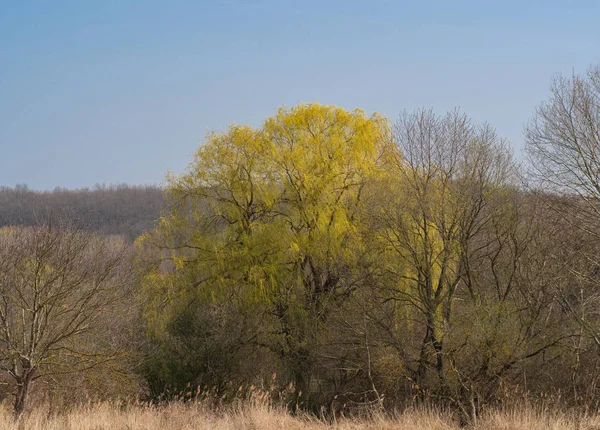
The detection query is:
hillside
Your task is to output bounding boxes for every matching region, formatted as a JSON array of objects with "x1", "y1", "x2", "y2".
[{"x1": 0, "y1": 184, "x2": 165, "y2": 241}]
